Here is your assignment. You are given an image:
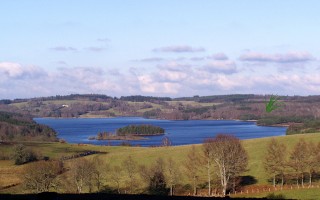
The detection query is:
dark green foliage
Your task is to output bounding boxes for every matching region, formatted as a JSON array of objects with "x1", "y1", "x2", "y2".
[
  {"x1": 13, "y1": 94, "x2": 113, "y2": 102},
  {"x1": 196, "y1": 94, "x2": 255, "y2": 103},
  {"x1": 182, "y1": 106, "x2": 211, "y2": 115},
  {"x1": 287, "y1": 119, "x2": 320, "y2": 135},
  {"x1": 120, "y1": 95, "x2": 171, "y2": 102},
  {"x1": 12, "y1": 144, "x2": 37, "y2": 165},
  {"x1": 148, "y1": 171, "x2": 168, "y2": 195},
  {"x1": 143, "y1": 109, "x2": 160, "y2": 118},
  {"x1": 0, "y1": 99, "x2": 12, "y2": 104},
  {"x1": 257, "y1": 116, "x2": 314, "y2": 126},
  {"x1": 266, "y1": 193, "x2": 286, "y2": 199},
  {"x1": 0, "y1": 111, "x2": 57, "y2": 141},
  {"x1": 116, "y1": 125, "x2": 164, "y2": 136}
]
